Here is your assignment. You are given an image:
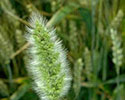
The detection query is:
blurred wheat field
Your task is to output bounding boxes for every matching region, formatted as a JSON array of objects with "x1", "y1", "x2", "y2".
[{"x1": 0, "y1": 0, "x2": 125, "y2": 100}]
